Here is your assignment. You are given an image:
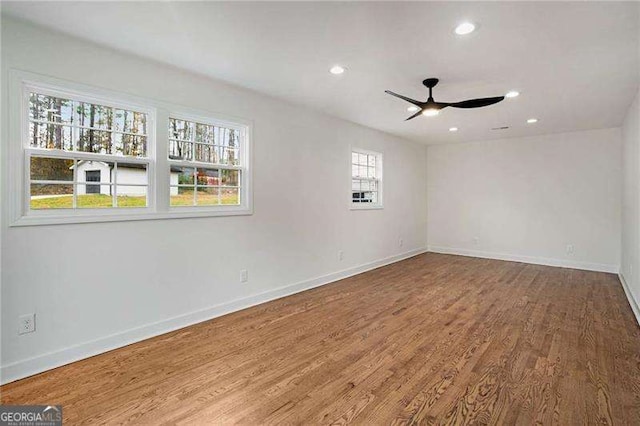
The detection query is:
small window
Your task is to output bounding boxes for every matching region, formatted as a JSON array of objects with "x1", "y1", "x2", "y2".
[
  {"x1": 351, "y1": 149, "x2": 383, "y2": 208},
  {"x1": 26, "y1": 90, "x2": 150, "y2": 211},
  {"x1": 168, "y1": 116, "x2": 246, "y2": 208}
]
